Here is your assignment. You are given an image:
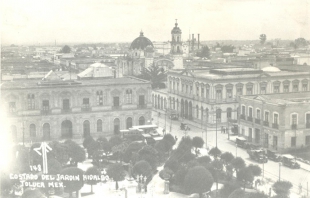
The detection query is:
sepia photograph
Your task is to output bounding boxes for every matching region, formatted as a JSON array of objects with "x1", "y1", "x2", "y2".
[{"x1": 1, "y1": 0, "x2": 310, "y2": 197}]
